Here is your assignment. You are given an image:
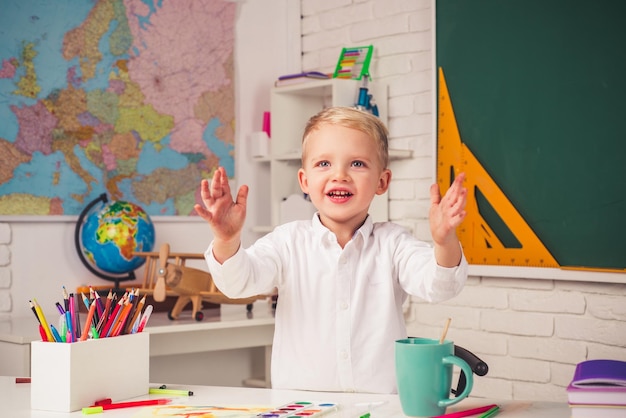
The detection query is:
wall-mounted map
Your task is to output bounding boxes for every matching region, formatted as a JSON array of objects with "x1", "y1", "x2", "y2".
[{"x1": 0, "y1": 0, "x2": 235, "y2": 216}]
